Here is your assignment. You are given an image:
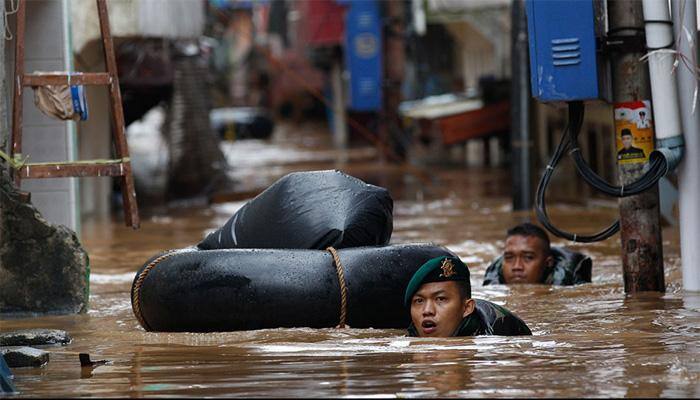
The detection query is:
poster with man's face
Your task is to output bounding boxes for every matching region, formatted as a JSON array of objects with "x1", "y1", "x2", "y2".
[{"x1": 614, "y1": 100, "x2": 654, "y2": 165}]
